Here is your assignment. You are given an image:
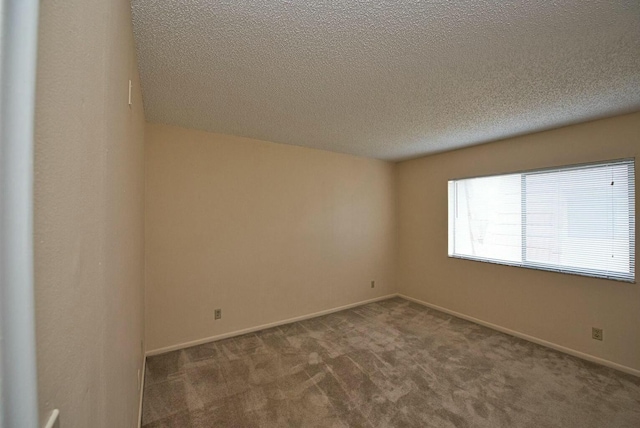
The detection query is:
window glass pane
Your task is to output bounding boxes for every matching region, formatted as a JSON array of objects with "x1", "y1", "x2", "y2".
[
  {"x1": 524, "y1": 164, "x2": 632, "y2": 275},
  {"x1": 450, "y1": 174, "x2": 522, "y2": 263}
]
